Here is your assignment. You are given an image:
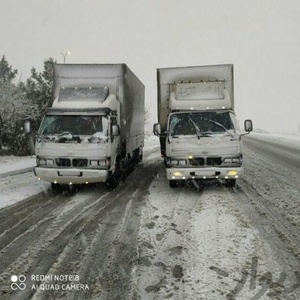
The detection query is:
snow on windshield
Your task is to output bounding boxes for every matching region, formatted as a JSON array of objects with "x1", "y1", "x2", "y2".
[
  {"x1": 169, "y1": 111, "x2": 236, "y2": 136},
  {"x1": 39, "y1": 115, "x2": 108, "y2": 136}
]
